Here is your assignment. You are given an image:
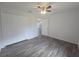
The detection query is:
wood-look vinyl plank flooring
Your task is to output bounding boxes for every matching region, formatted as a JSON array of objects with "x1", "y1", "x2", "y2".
[{"x1": 0, "y1": 36, "x2": 79, "y2": 57}]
